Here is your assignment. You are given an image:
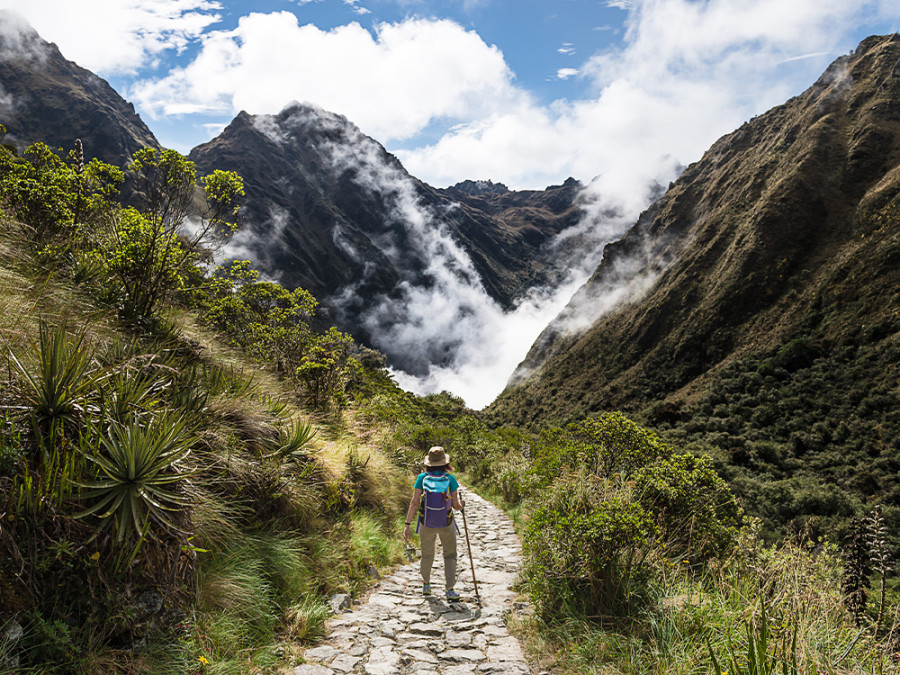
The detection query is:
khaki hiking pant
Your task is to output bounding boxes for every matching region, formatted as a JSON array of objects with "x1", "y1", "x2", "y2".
[{"x1": 419, "y1": 523, "x2": 457, "y2": 589}]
